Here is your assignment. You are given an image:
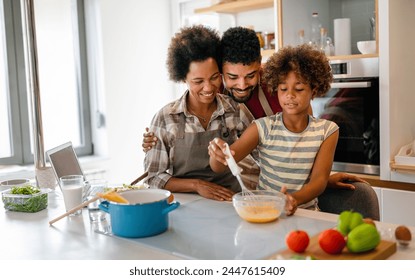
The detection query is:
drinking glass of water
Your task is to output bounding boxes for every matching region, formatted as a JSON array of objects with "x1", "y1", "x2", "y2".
[{"x1": 84, "y1": 179, "x2": 108, "y2": 223}]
